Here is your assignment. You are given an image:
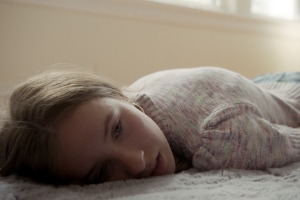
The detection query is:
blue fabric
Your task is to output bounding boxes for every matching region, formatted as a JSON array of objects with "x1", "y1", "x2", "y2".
[{"x1": 252, "y1": 71, "x2": 300, "y2": 83}]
